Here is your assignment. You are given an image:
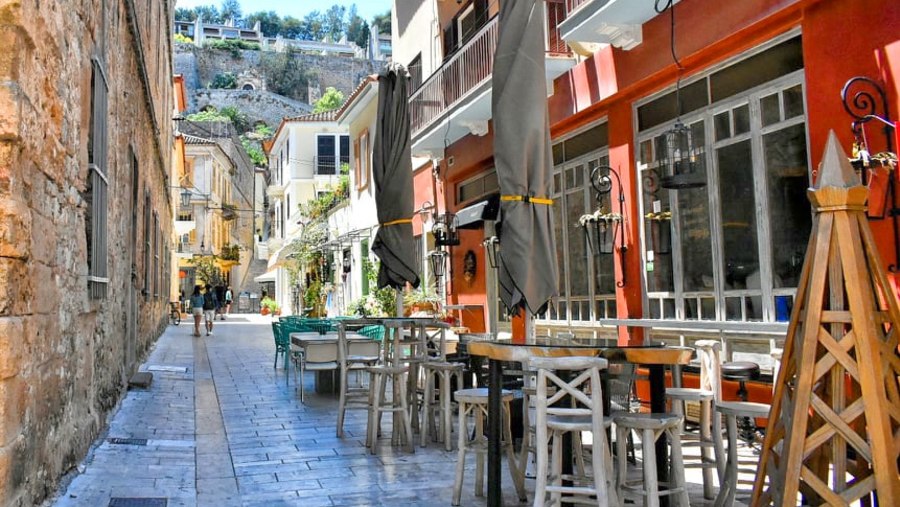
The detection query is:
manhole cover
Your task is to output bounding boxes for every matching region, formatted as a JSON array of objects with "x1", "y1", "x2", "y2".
[
  {"x1": 108, "y1": 498, "x2": 166, "y2": 507},
  {"x1": 108, "y1": 438, "x2": 148, "y2": 446},
  {"x1": 146, "y1": 365, "x2": 188, "y2": 373}
]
